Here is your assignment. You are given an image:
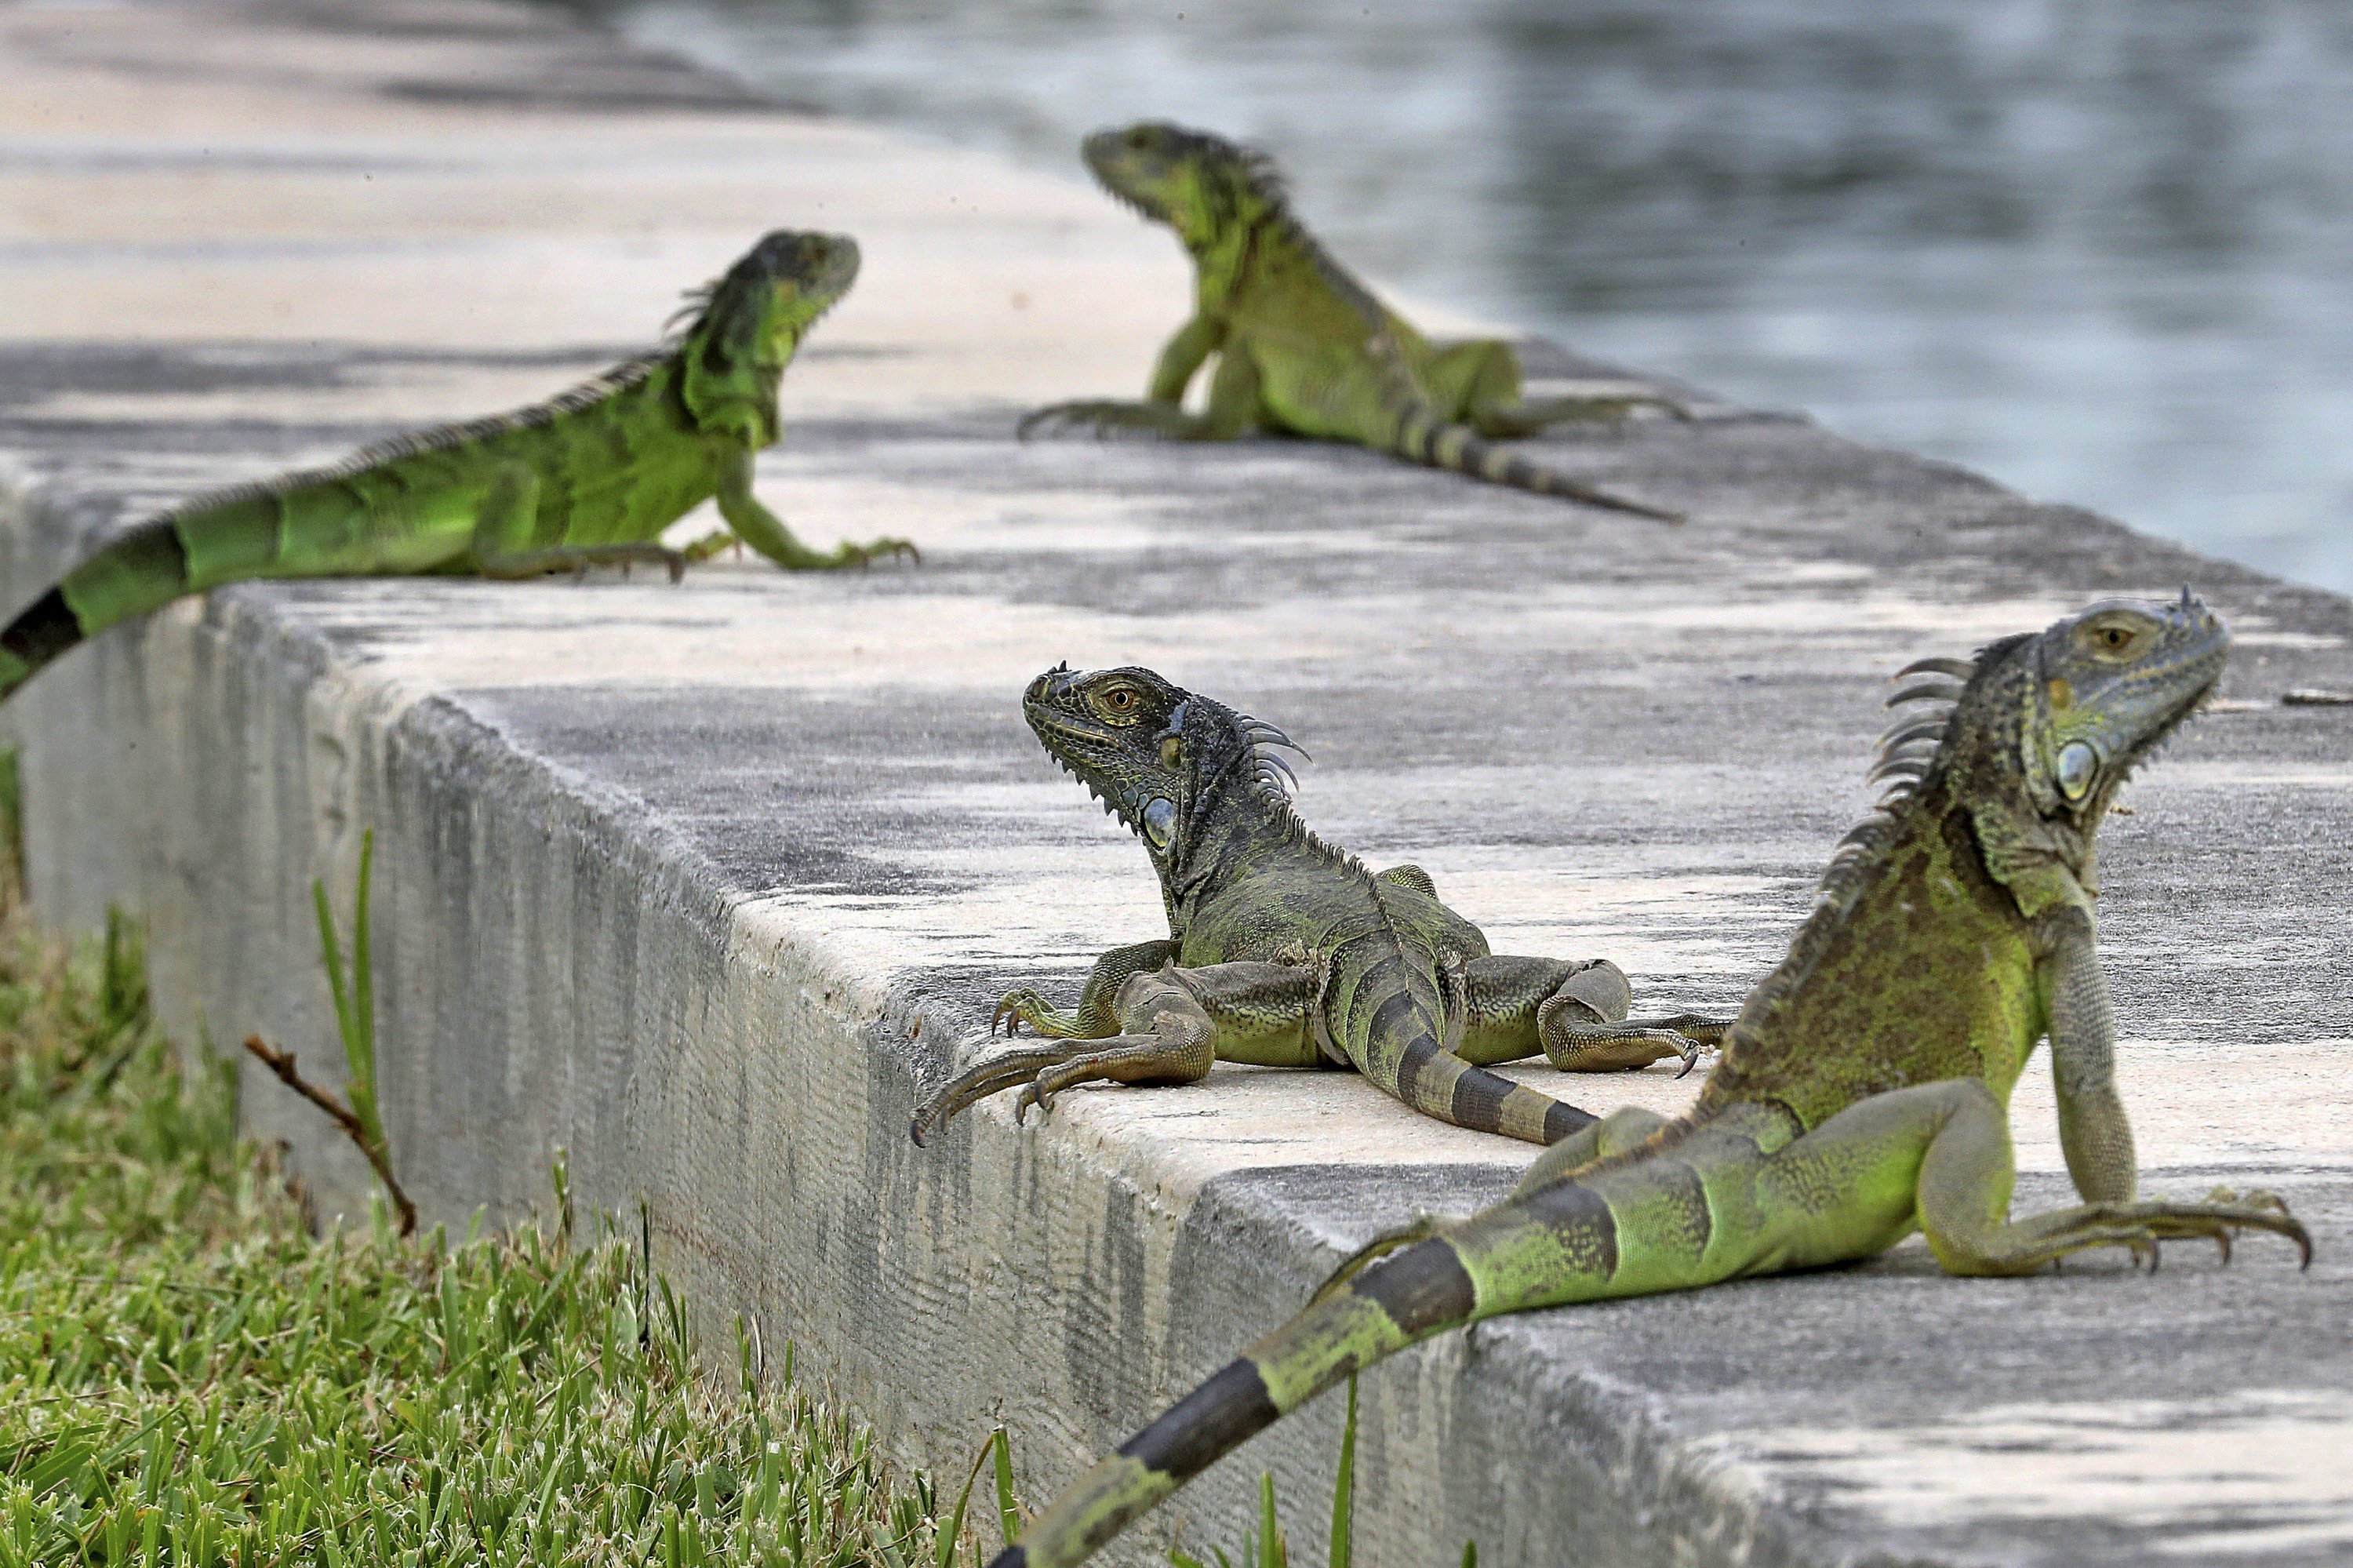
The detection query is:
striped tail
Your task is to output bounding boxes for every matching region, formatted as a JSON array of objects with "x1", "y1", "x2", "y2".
[
  {"x1": 1401, "y1": 1045, "x2": 1596, "y2": 1145},
  {"x1": 0, "y1": 479, "x2": 373, "y2": 704},
  {"x1": 0, "y1": 518, "x2": 200, "y2": 703},
  {"x1": 1389, "y1": 410, "x2": 1683, "y2": 522},
  {"x1": 991, "y1": 1231, "x2": 1481, "y2": 1568},
  {"x1": 995, "y1": 1164, "x2": 1641, "y2": 1568},
  {"x1": 1326, "y1": 930, "x2": 1596, "y2": 1145}
]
